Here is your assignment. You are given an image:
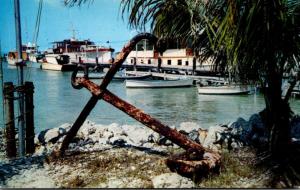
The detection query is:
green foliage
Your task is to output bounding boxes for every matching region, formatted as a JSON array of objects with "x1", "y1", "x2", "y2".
[{"x1": 211, "y1": 0, "x2": 300, "y2": 82}]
